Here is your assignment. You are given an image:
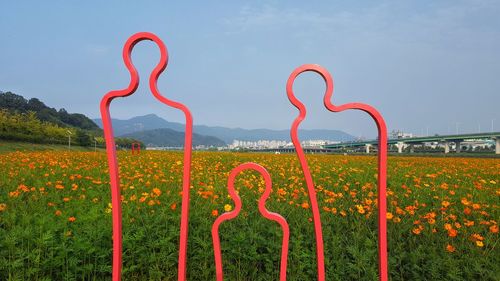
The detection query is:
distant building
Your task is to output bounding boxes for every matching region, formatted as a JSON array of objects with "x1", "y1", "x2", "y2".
[
  {"x1": 229, "y1": 139, "x2": 337, "y2": 149},
  {"x1": 391, "y1": 130, "x2": 413, "y2": 139}
]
